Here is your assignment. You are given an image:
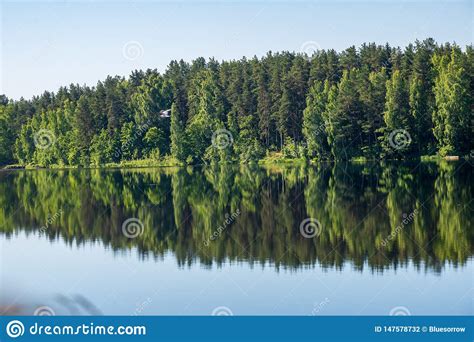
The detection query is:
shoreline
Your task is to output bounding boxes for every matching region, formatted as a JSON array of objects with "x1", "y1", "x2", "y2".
[{"x1": 1, "y1": 155, "x2": 467, "y2": 171}]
